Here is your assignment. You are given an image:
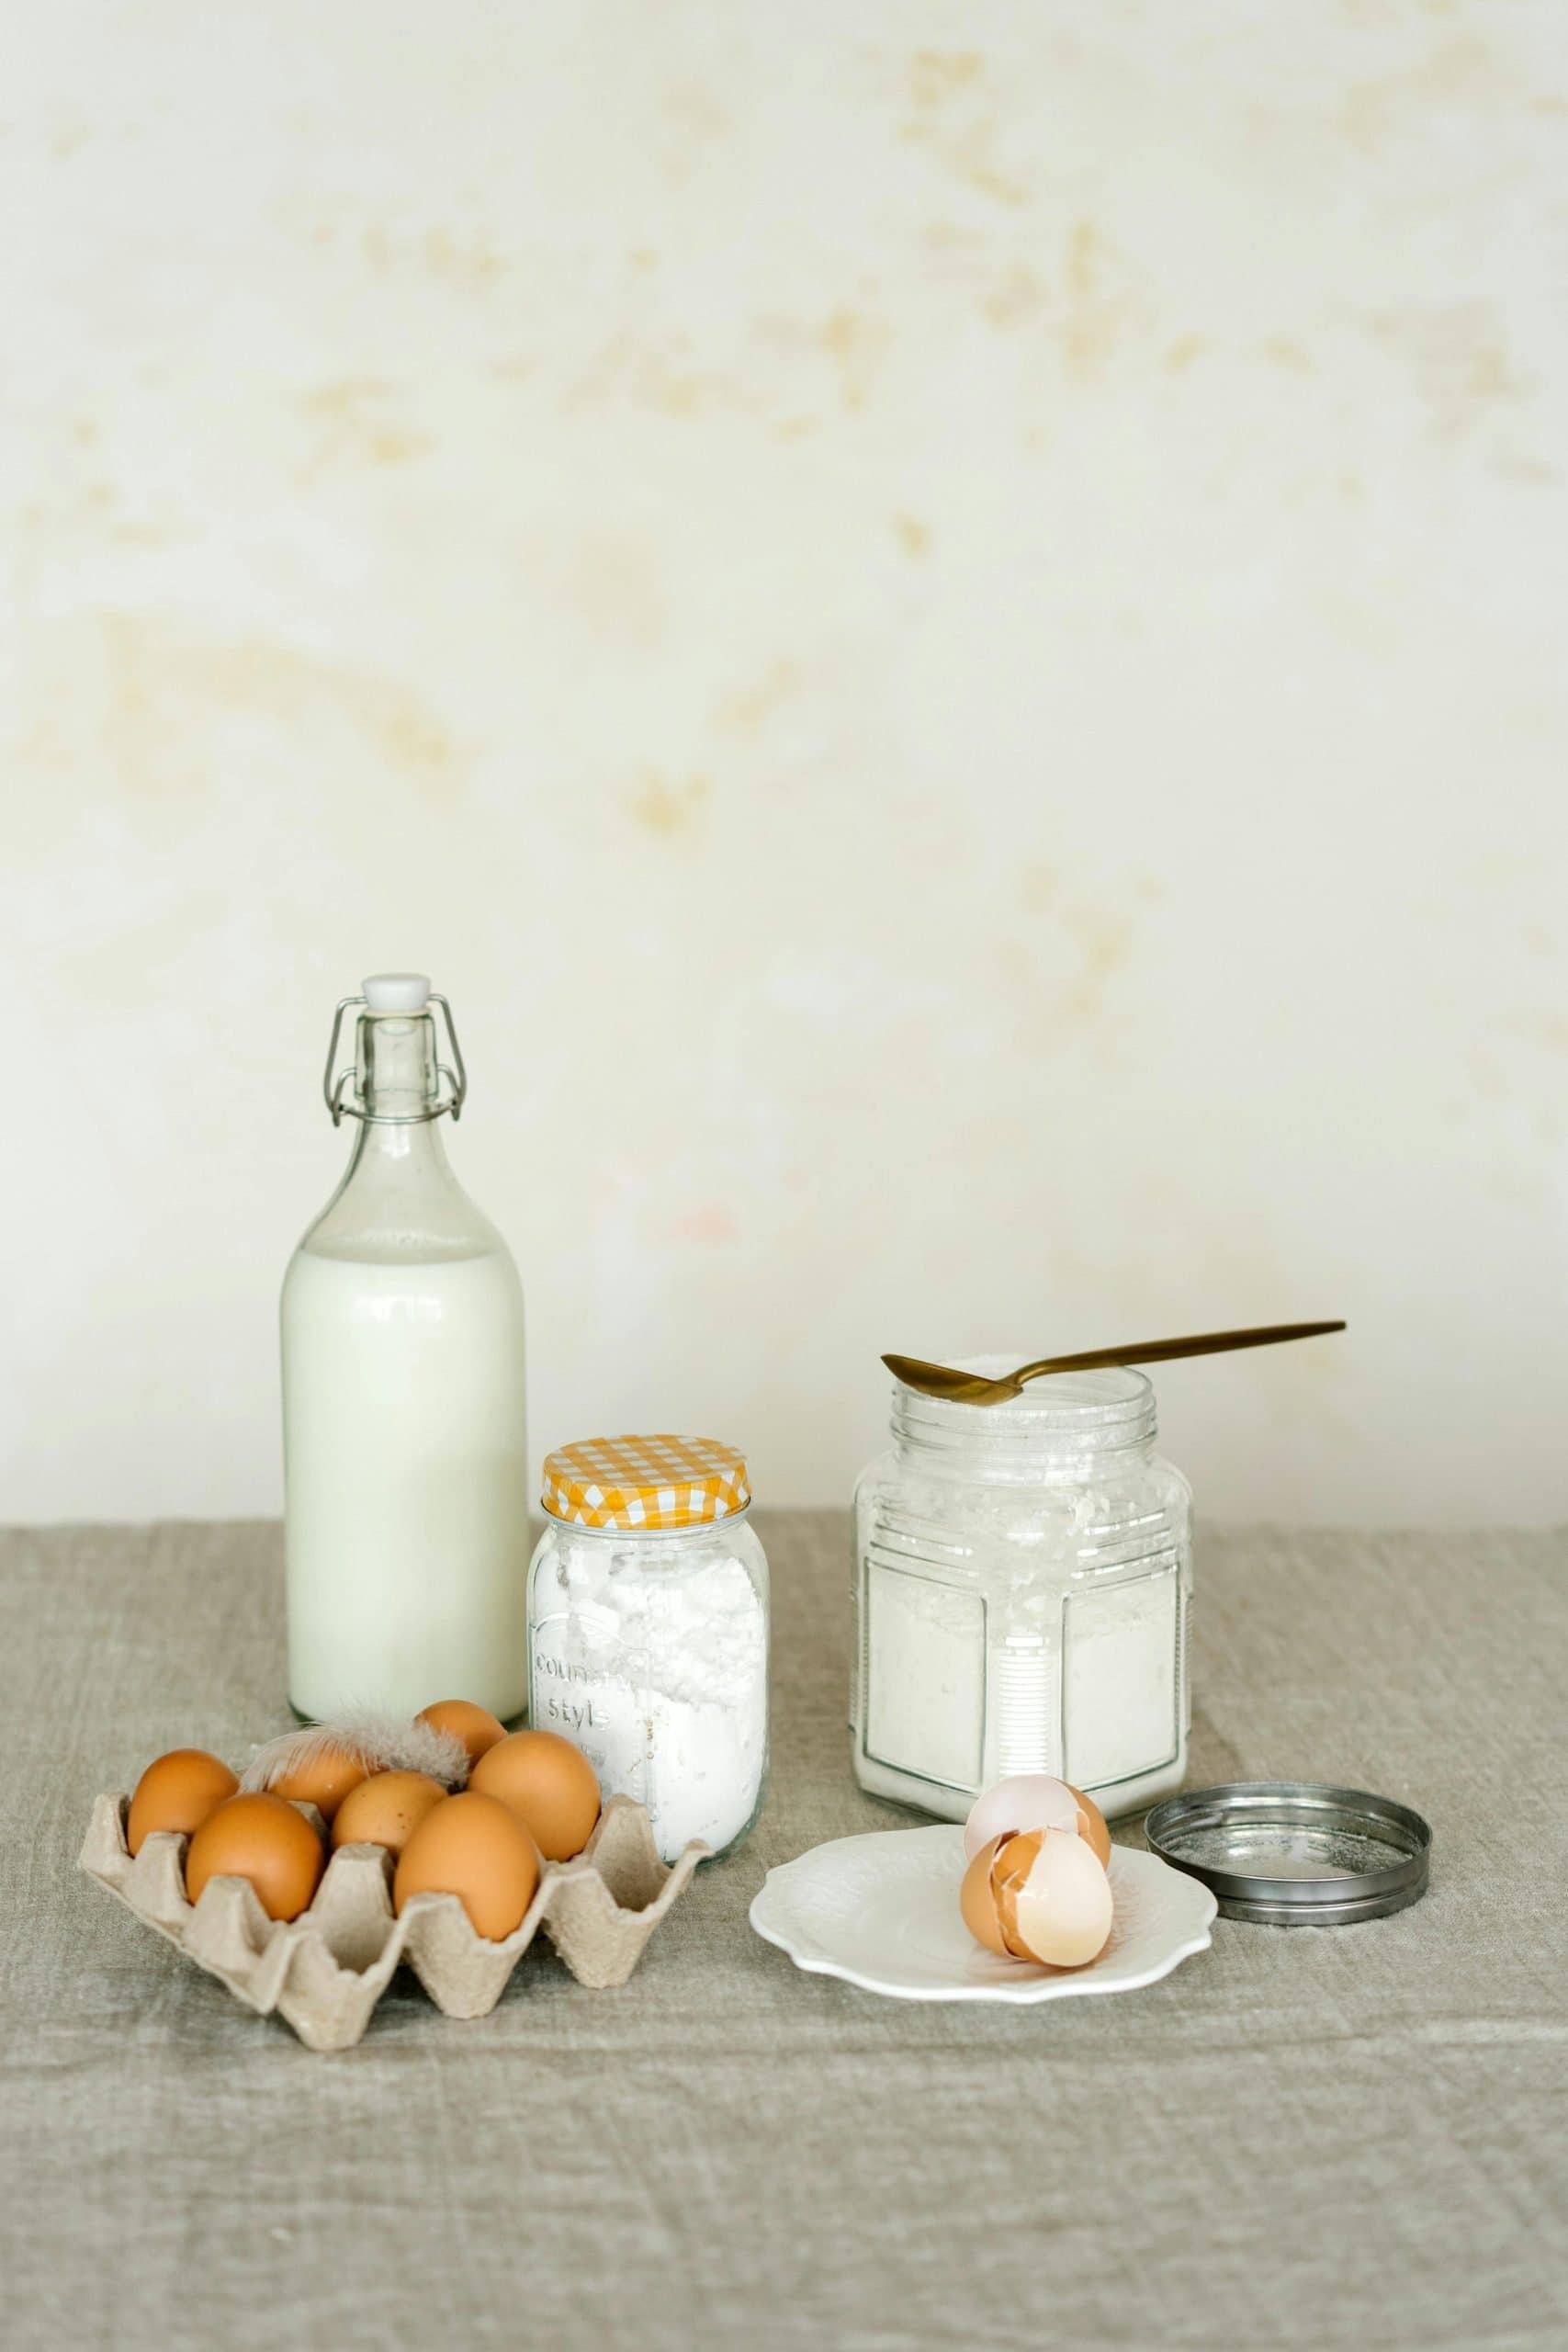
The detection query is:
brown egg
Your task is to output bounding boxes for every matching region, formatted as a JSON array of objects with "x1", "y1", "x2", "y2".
[
  {"x1": 332, "y1": 1770, "x2": 447, "y2": 1859},
  {"x1": 268, "y1": 1743, "x2": 369, "y2": 1821},
  {"x1": 468, "y1": 1729, "x2": 602, "y2": 1861},
  {"x1": 186, "y1": 1793, "x2": 325, "y2": 1922},
  {"x1": 416, "y1": 1699, "x2": 508, "y2": 1770},
  {"x1": 126, "y1": 1749, "x2": 239, "y2": 1857},
  {"x1": 393, "y1": 1792, "x2": 540, "y2": 1940},
  {"x1": 960, "y1": 1826, "x2": 1113, "y2": 1970}
]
